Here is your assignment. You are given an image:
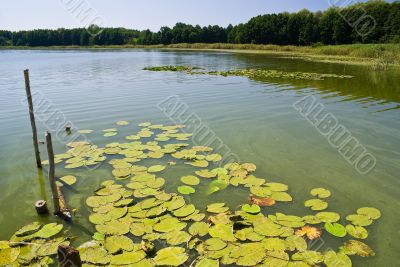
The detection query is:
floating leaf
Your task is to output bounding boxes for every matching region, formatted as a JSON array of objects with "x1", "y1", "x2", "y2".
[
  {"x1": 209, "y1": 224, "x2": 237, "y2": 242},
  {"x1": 357, "y1": 207, "x2": 381, "y2": 220},
  {"x1": 242, "y1": 204, "x2": 261, "y2": 214},
  {"x1": 79, "y1": 245, "x2": 110, "y2": 265},
  {"x1": 162, "y1": 230, "x2": 191, "y2": 245},
  {"x1": 271, "y1": 192, "x2": 292, "y2": 202},
  {"x1": 177, "y1": 185, "x2": 195, "y2": 195},
  {"x1": 195, "y1": 257, "x2": 219, "y2": 267},
  {"x1": 105, "y1": 235, "x2": 134, "y2": 254},
  {"x1": 116, "y1": 120, "x2": 129, "y2": 126},
  {"x1": 310, "y1": 187, "x2": 331, "y2": 198},
  {"x1": 153, "y1": 247, "x2": 188, "y2": 266},
  {"x1": 316, "y1": 212, "x2": 340, "y2": 223},
  {"x1": 249, "y1": 195, "x2": 276, "y2": 207},
  {"x1": 15, "y1": 222, "x2": 42, "y2": 237},
  {"x1": 78, "y1": 129, "x2": 94, "y2": 134},
  {"x1": 206, "y1": 180, "x2": 228, "y2": 195},
  {"x1": 0, "y1": 247, "x2": 20, "y2": 265},
  {"x1": 339, "y1": 240, "x2": 375, "y2": 257},
  {"x1": 148, "y1": 165, "x2": 165, "y2": 173},
  {"x1": 173, "y1": 204, "x2": 196, "y2": 217},
  {"x1": 153, "y1": 217, "x2": 186, "y2": 233},
  {"x1": 304, "y1": 199, "x2": 328, "y2": 211},
  {"x1": 324, "y1": 222, "x2": 347, "y2": 237},
  {"x1": 33, "y1": 223, "x2": 63, "y2": 239},
  {"x1": 265, "y1": 182, "x2": 288, "y2": 192},
  {"x1": 189, "y1": 222, "x2": 209, "y2": 237},
  {"x1": 324, "y1": 250, "x2": 352, "y2": 267},
  {"x1": 110, "y1": 251, "x2": 147, "y2": 265},
  {"x1": 346, "y1": 224, "x2": 368, "y2": 239},
  {"x1": 180, "y1": 175, "x2": 200, "y2": 186},
  {"x1": 104, "y1": 132, "x2": 118, "y2": 137},
  {"x1": 204, "y1": 238, "x2": 227, "y2": 251},
  {"x1": 346, "y1": 214, "x2": 372, "y2": 226},
  {"x1": 59, "y1": 175, "x2": 77, "y2": 185},
  {"x1": 292, "y1": 251, "x2": 324, "y2": 265},
  {"x1": 207, "y1": 203, "x2": 229, "y2": 213},
  {"x1": 250, "y1": 186, "x2": 272, "y2": 197}
]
